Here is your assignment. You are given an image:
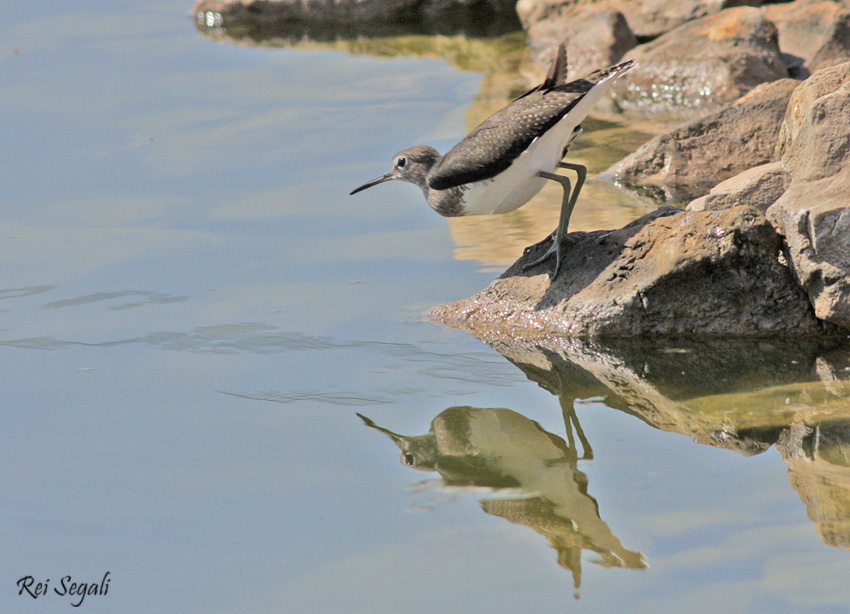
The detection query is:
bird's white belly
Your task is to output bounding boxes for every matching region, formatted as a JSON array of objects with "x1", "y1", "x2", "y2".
[
  {"x1": 459, "y1": 75, "x2": 617, "y2": 216},
  {"x1": 460, "y1": 115, "x2": 582, "y2": 216}
]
